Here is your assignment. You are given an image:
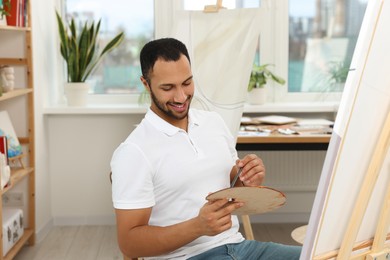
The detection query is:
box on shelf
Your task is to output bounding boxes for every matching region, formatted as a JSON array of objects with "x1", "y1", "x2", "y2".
[{"x1": 2, "y1": 208, "x2": 24, "y2": 256}]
